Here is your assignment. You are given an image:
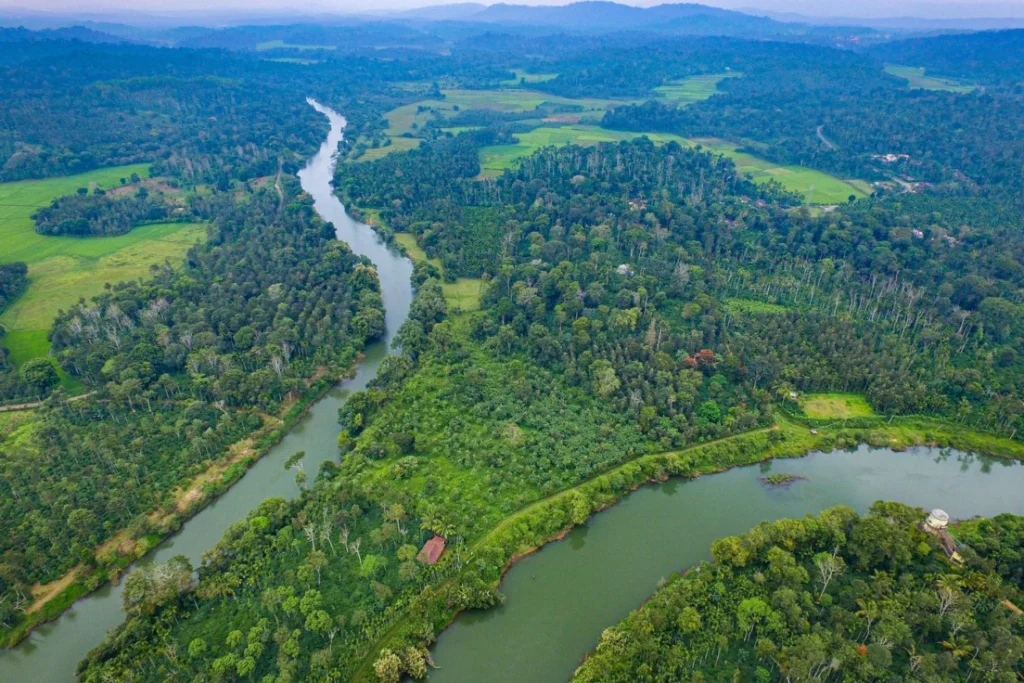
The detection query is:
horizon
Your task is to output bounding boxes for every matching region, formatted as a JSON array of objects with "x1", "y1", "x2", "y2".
[{"x1": 5, "y1": 0, "x2": 1024, "y2": 22}]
